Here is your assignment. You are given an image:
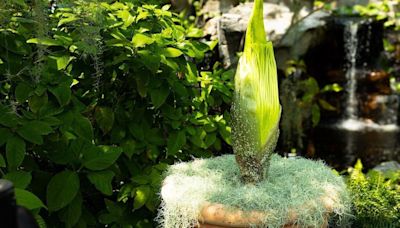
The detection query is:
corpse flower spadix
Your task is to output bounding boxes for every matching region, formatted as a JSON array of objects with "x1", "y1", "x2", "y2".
[{"x1": 232, "y1": 0, "x2": 281, "y2": 183}]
